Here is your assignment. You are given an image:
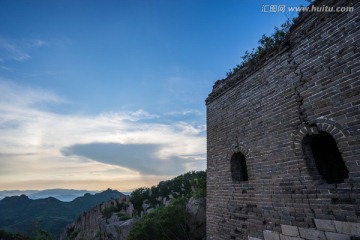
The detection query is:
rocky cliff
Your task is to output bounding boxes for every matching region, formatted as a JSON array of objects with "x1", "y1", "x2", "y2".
[
  {"x1": 61, "y1": 171, "x2": 206, "y2": 240},
  {"x1": 186, "y1": 197, "x2": 206, "y2": 240},
  {"x1": 127, "y1": 171, "x2": 206, "y2": 240},
  {"x1": 61, "y1": 196, "x2": 206, "y2": 240},
  {"x1": 60, "y1": 195, "x2": 136, "y2": 240}
]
